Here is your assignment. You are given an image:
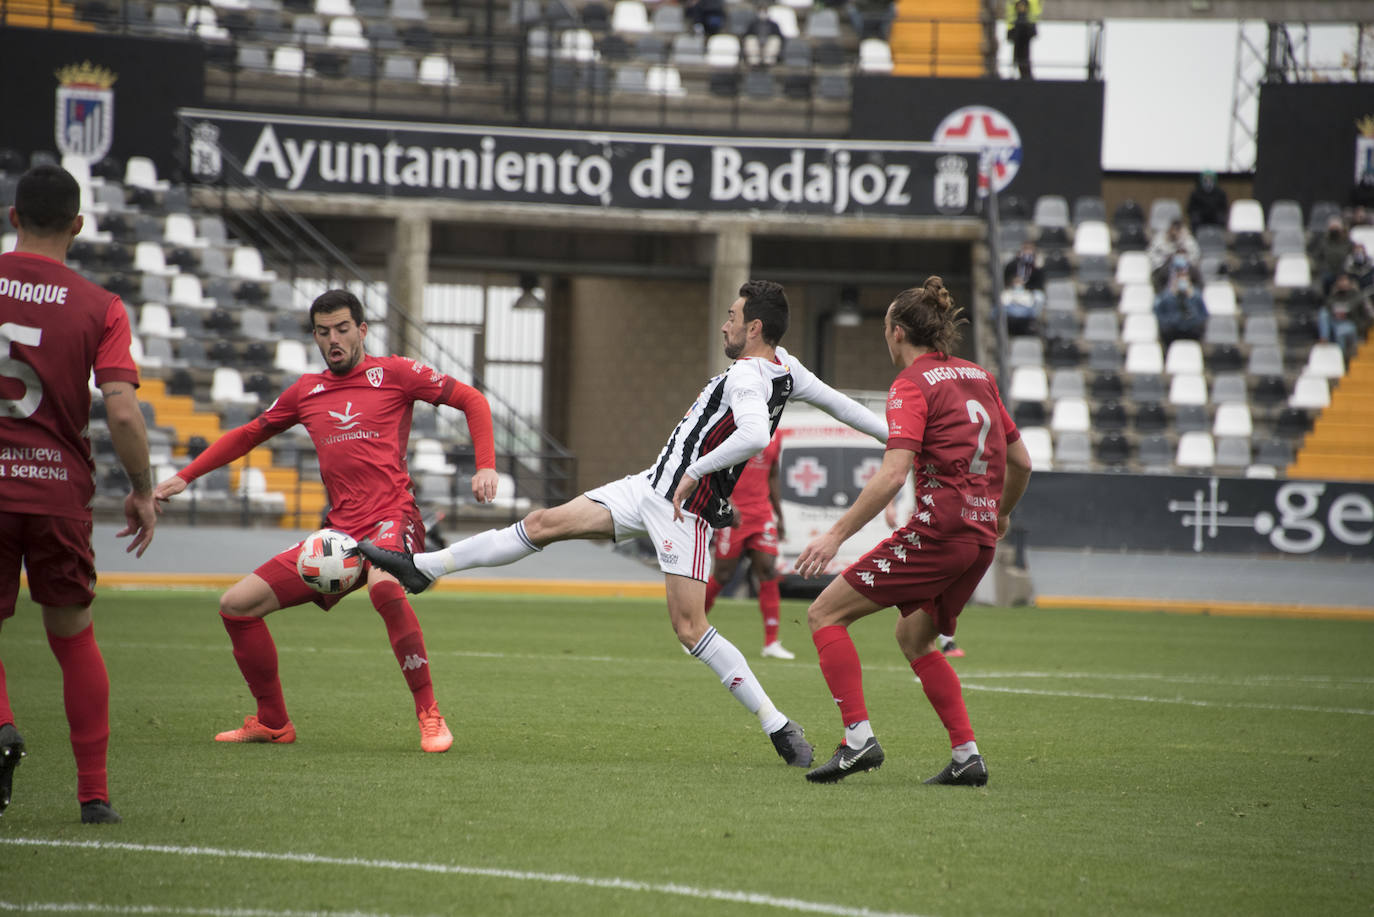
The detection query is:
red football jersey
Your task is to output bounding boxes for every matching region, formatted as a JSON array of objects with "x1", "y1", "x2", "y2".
[
  {"x1": 886, "y1": 352, "x2": 1019, "y2": 546},
  {"x1": 251, "y1": 354, "x2": 473, "y2": 532},
  {"x1": 729, "y1": 429, "x2": 782, "y2": 526},
  {"x1": 0, "y1": 251, "x2": 139, "y2": 520}
]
